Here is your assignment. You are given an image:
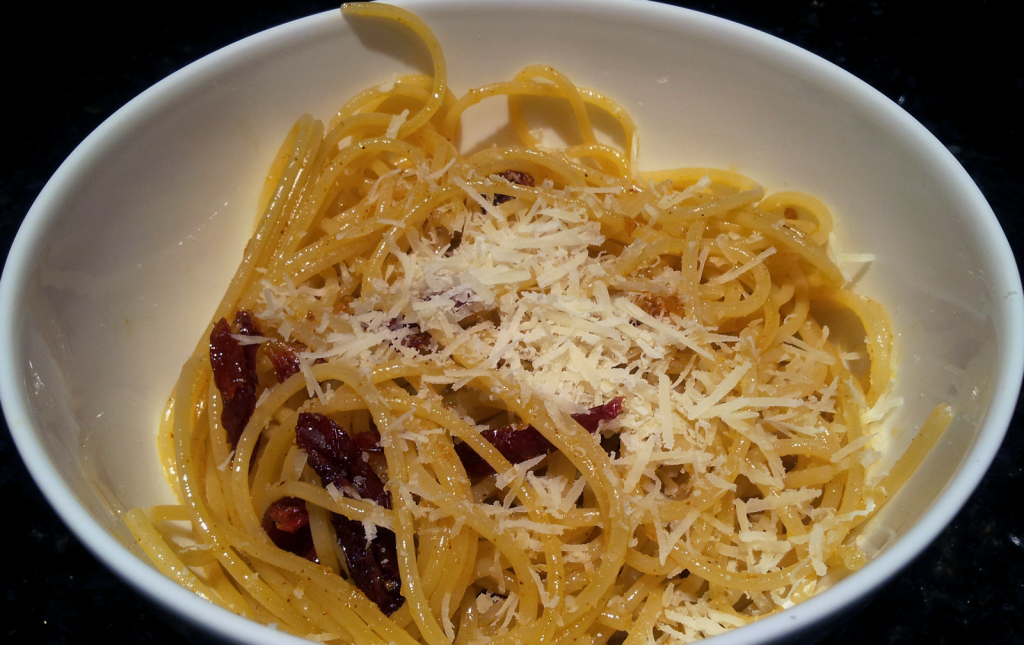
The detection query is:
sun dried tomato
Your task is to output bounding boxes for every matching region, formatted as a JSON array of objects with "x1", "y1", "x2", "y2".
[
  {"x1": 455, "y1": 397, "x2": 625, "y2": 478},
  {"x1": 493, "y1": 169, "x2": 535, "y2": 205},
  {"x1": 351, "y1": 426, "x2": 384, "y2": 454},
  {"x1": 295, "y1": 413, "x2": 403, "y2": 615},
  {"x1": 567, "y1": 397, "x2": 624, "y2": 433},
  {"x1": 331, "y1": 514, "x2": 404, "y2": 616},
  {"x1": 455, "y1": 425, "x2": 554, "y2": 479},
  {"x1": 262, "y1": 497, "x2": 315, "y2": 561},
  {"x1": 210, "y1": 310, "x2": 261, "y2": 446},
  {"x1": 261, "y1": 340, "x2": 303, "y2": 383},
  {"x1": 296, "y1": 413, "x2": 390, "y2": 508},
  {"x1": 259, "y1": 339, "x2": 328, "y2": 384},
  {"x1": 387, "y1": 317, "x2": 432, "y2": 354}
]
